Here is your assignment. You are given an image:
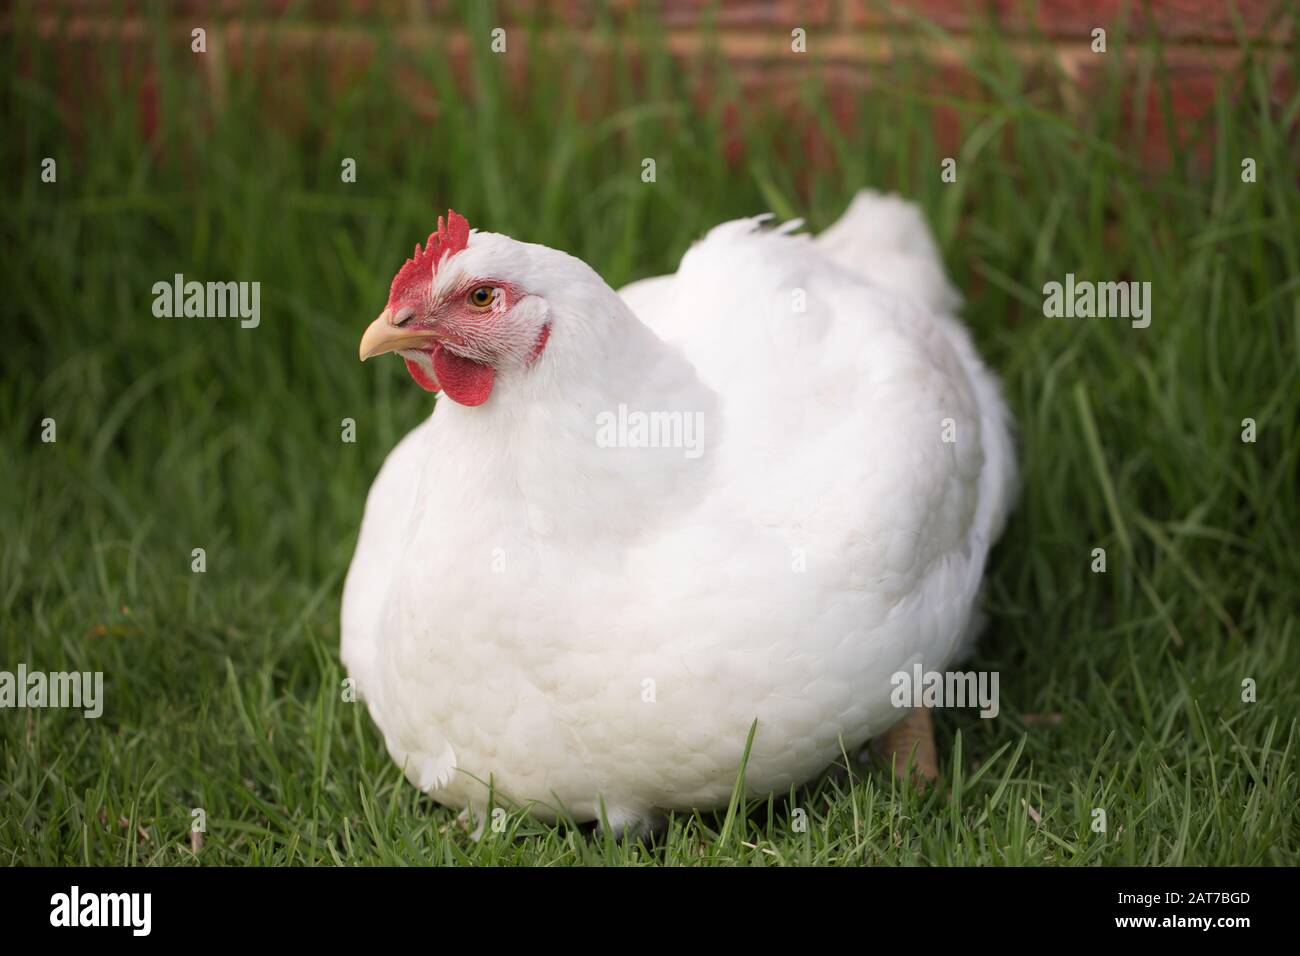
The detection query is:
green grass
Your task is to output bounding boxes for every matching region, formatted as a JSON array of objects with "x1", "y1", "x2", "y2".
[{"x1": 2, "y1": 2, "x2": 1298, "y2": 865}]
